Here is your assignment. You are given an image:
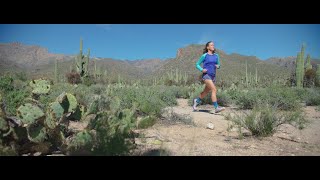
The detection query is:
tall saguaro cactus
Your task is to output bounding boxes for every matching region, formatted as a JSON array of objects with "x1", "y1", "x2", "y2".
[
  {"x1": 94, "y1": 59, "x2": 97, "y2": 79},
  {"x1": 245, "y1": 60, "x2": 248, "y2": 86},
  {"x1": 300, "y1": 44, "x2": 305, "y2": 78},
  {"x1": 255, "y1": 65, "x2": 258, "y2": 84},
  {"x1": 295, "y1": 52, "x2": 303, "y2": 88},
  {"x1": 54, "y1": 59, "x2": 58, "y2": 83},
  {"x1": 75, "y1": 38, "x2": 90, "y2": 80}
]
